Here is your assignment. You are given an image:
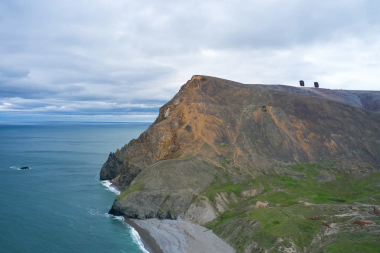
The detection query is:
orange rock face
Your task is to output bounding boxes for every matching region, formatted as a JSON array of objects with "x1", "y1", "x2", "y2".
[{"x1": 100, "y1": 75, "x2": 380, "y2": 189}]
